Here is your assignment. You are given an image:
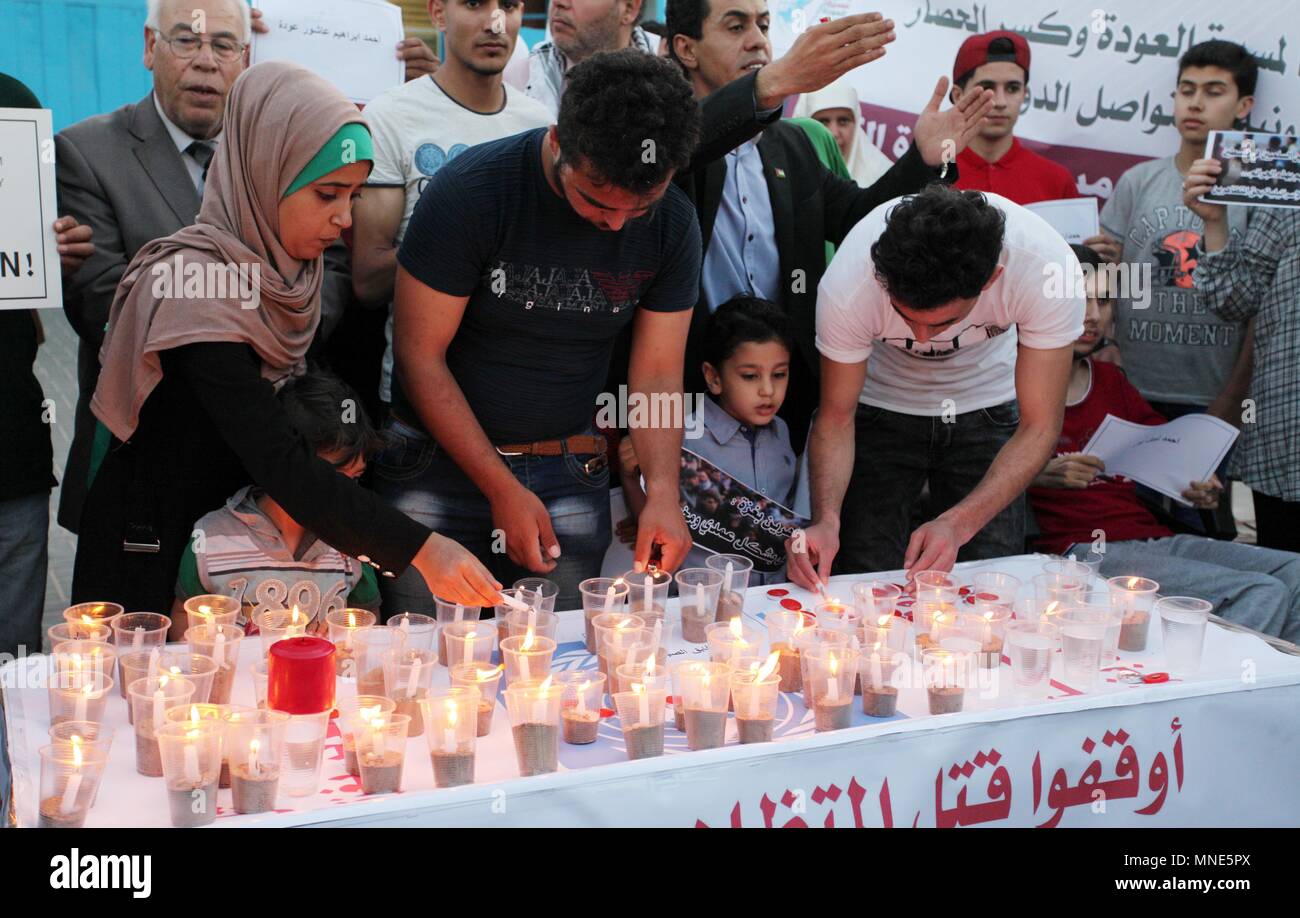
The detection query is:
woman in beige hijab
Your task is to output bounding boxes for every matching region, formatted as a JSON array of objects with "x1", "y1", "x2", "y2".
[
  {"x1": 793, "y1": 78, "x2": 894, "y2": 188},
  {"x1": 73, "y1": 61, "x2": 500, "y2": 613}
]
